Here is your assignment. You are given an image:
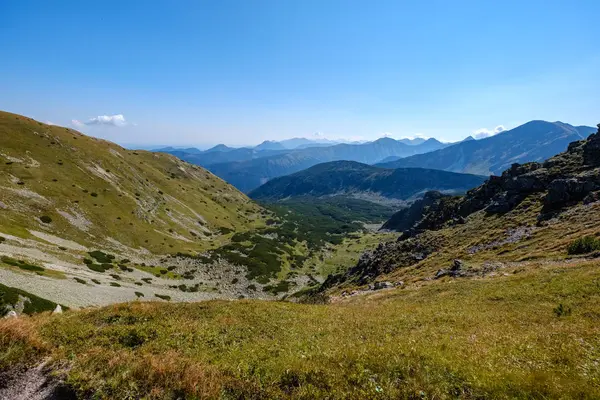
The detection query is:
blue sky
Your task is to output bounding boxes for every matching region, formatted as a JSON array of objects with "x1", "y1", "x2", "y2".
[{"x1": 1, "y1": 0, "x2": 598, "y2": 147}]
